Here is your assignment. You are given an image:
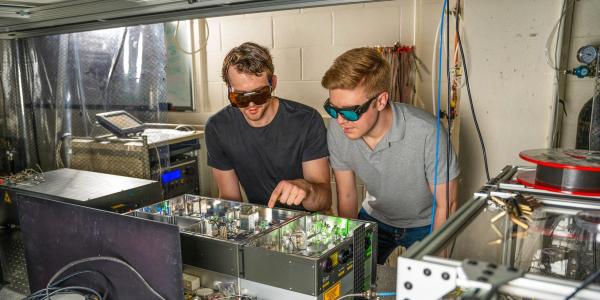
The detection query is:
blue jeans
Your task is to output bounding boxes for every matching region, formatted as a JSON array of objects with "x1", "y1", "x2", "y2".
[{"x1": 358, "y1": 208, "x2": 431, "y2": 265}]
